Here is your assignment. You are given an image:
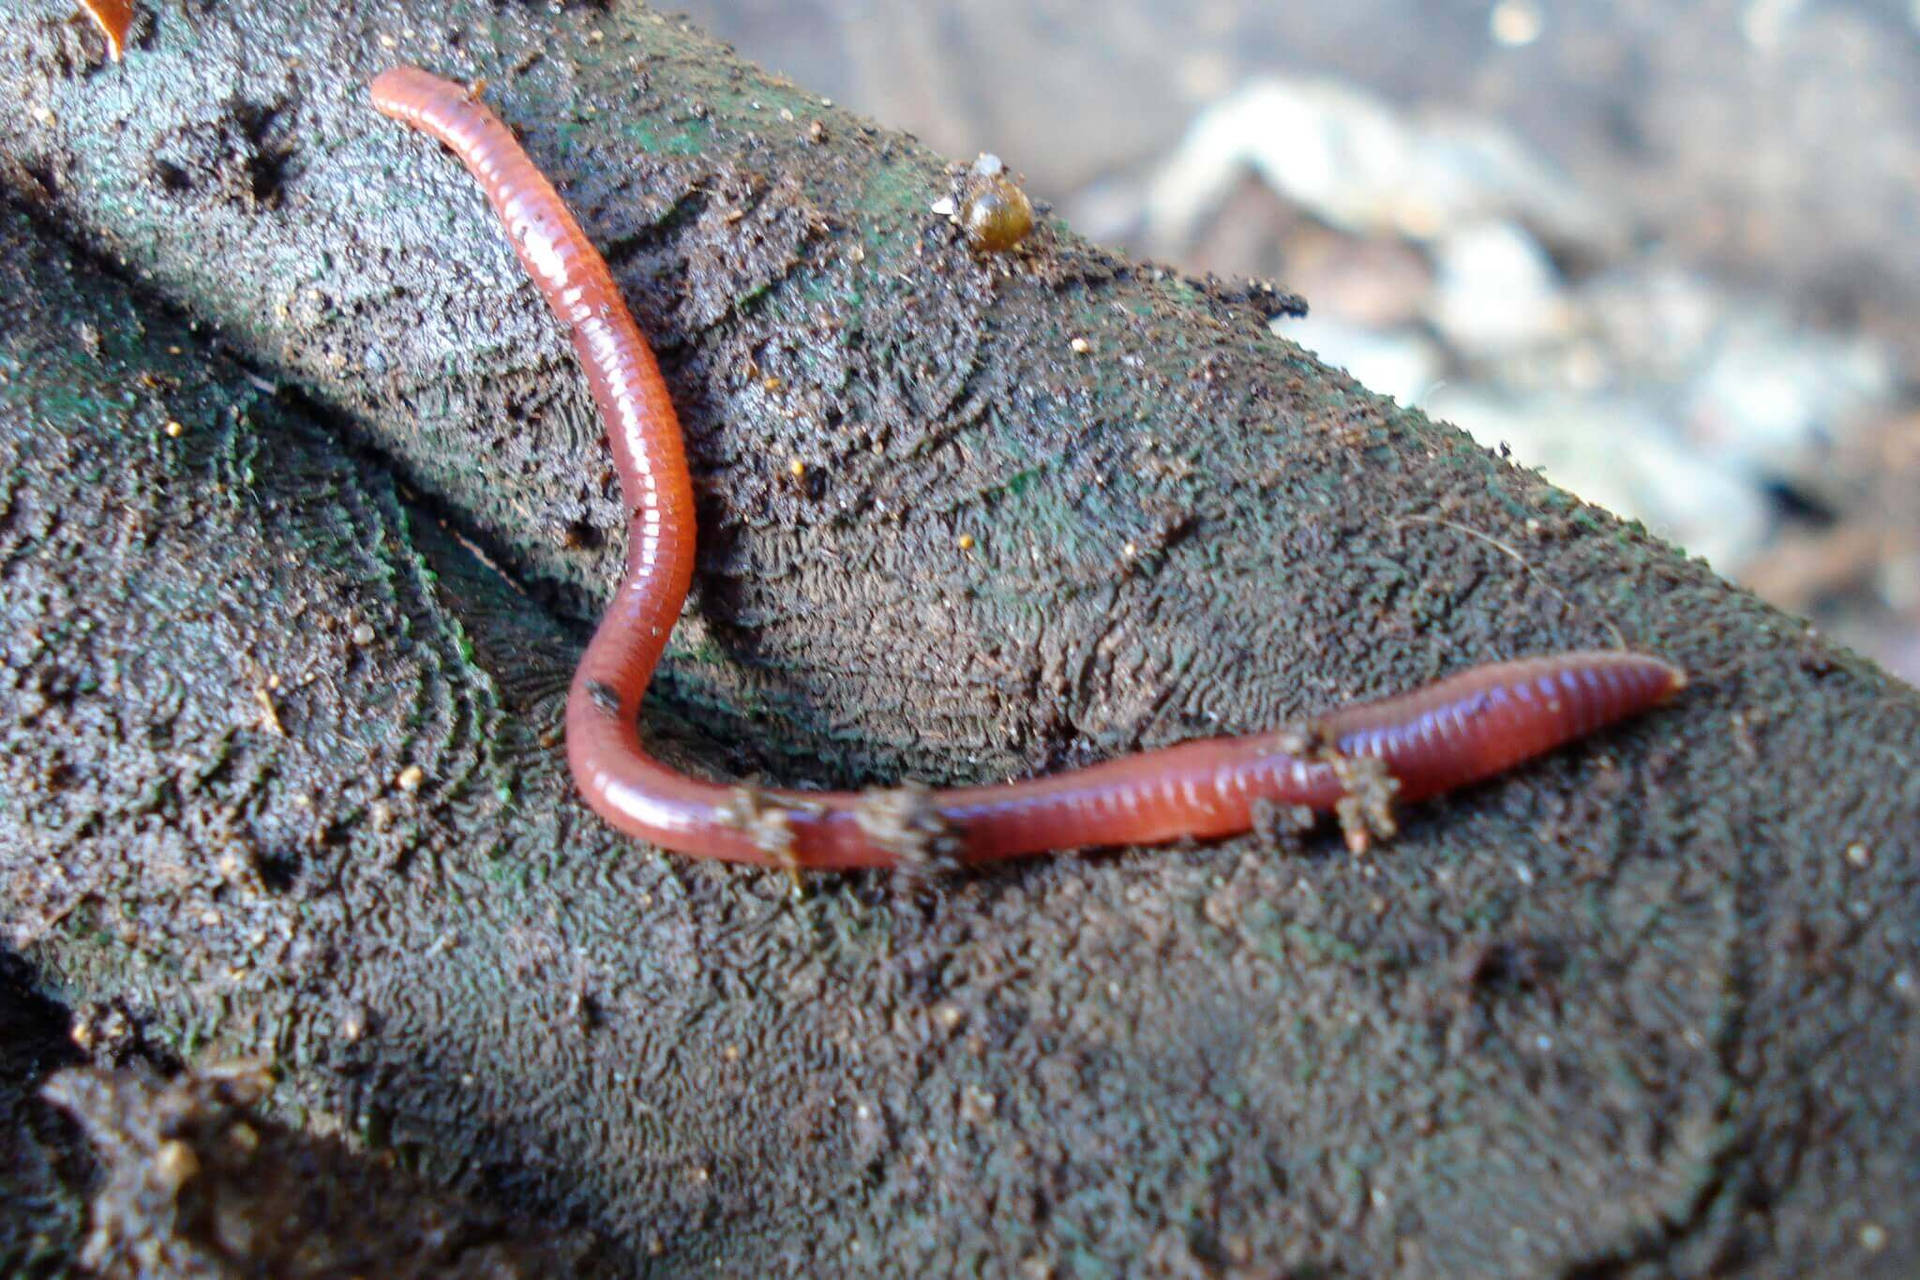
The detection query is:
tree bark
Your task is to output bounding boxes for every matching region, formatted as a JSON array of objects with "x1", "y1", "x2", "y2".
[{"x1": 2, "y1": 2, "x2": 1916, "y2": 1274}]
